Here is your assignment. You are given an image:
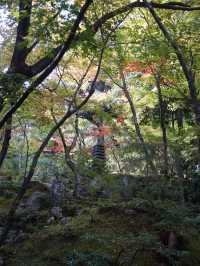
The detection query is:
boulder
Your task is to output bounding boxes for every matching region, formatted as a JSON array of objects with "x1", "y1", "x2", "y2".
[
  {"x1": 16, "y1": 191, "x2": 50, "y2": 224},
  {"x1": 17, "y1": 191, "x2": 50, "y2": 215},
  {"x1": 25, "y1": 191, "x2": 50, "y2": 211},
  {"x1": 50, "y1": 206, "x2": 63, "y2": 219},
  {"x1": 47, "y1": 207, "x2": 68, "y2": 224}
]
